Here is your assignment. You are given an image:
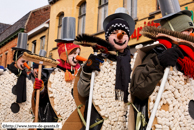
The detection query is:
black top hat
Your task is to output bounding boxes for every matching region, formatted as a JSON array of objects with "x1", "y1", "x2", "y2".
[
  {"x1": 12, "y1": 33, "x2": 30, "y2": 52},
  {"x1": 154, "y1": 0, "x2": 192, "y2": 23},
  {"x1": 103, "y1": 7, "x2": 135, "y2": 36},
  {"x1": 55, "y1": 17, "x2": 76, "y2": 43}
]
